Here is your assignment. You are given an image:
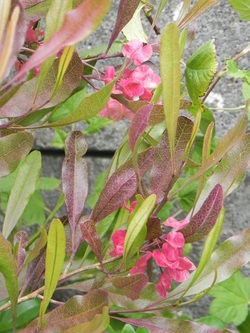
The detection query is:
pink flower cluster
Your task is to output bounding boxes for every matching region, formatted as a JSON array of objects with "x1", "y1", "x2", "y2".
[
  {"x1": 99, "y1": 39, "x2": 161, "y2": 121},
  {"x1": 110, "y1": 216, "x2": 195, "y2": 298}
]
